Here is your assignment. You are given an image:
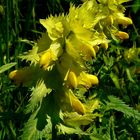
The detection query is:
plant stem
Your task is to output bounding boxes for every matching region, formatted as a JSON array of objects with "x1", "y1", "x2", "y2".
[
  {"x1": 6, "y1": 0, "x2": 9, "y2": 63},
  {"x1": 52, "y1": 122, "x2": 57, "y2": 140}
]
